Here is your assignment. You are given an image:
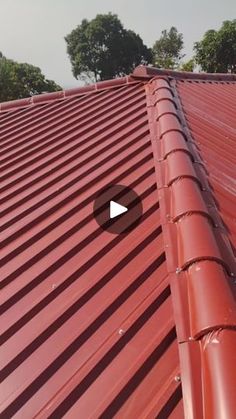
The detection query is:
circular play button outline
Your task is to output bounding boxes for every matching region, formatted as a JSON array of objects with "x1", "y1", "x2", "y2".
[{"x1": 93, "y1": 184, "x2": 143, "y2": 234}]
